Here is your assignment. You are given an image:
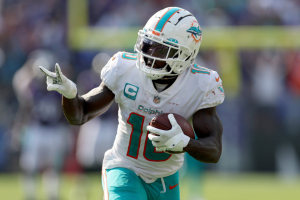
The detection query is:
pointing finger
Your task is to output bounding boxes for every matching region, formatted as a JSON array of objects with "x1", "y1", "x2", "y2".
[
  {"x1": 39, "y1": 66, "x2": 56, "y2": 78},
  {"x1": 54, "y1": 63, "x2": 63, "y2": 85}
]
